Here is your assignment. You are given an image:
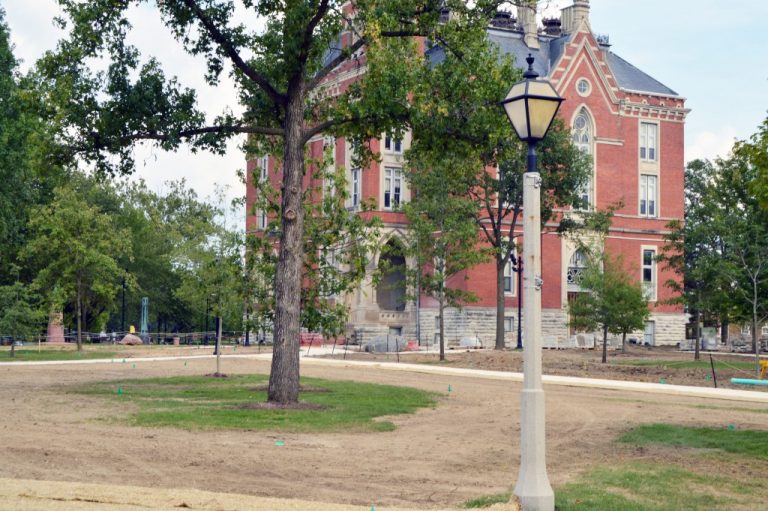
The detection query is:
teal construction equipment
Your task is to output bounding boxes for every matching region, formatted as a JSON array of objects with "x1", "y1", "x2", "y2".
[{"x1": 730, "y1": 378, "x2": 768, "y2": 386}]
